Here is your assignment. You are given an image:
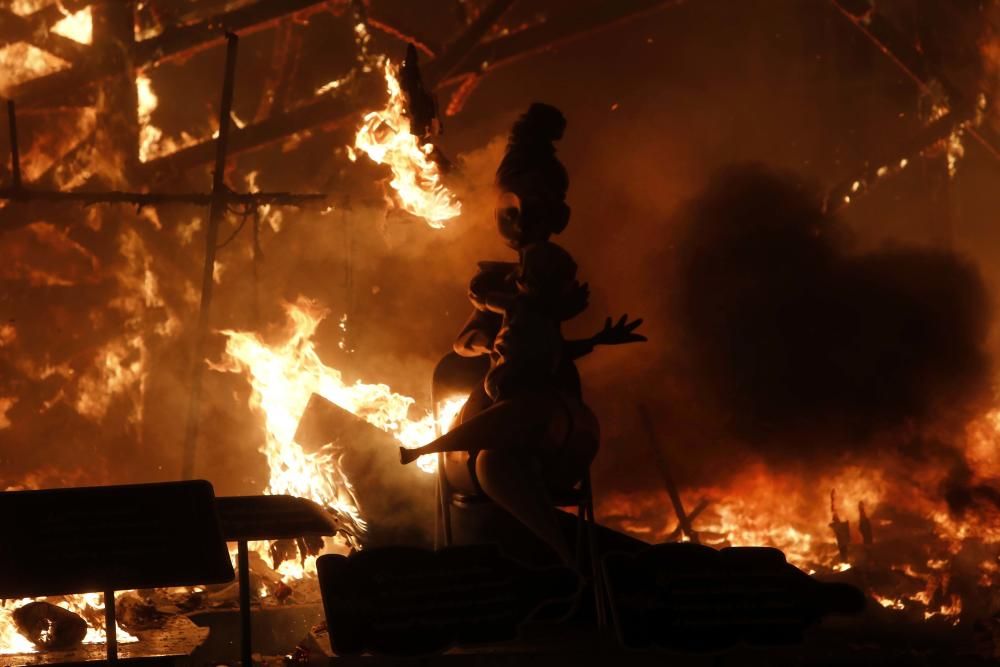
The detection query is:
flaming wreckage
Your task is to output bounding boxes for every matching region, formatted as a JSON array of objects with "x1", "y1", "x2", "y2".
[{"x1": 0, "y1": 0, "x2": 998, "y2": 665}]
